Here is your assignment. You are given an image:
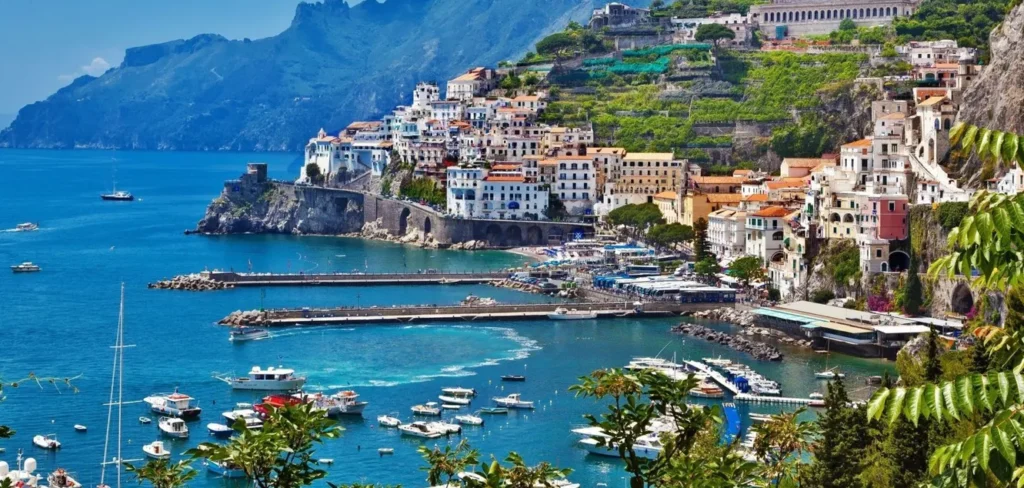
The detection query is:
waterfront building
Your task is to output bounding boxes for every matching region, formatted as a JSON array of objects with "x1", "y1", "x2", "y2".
[
  {"x1": 480, "y1": 163, "x2": 549, "y2": 220},
  {"x1": 708, "y1": 207, "x2": 747, "y2": 262},
  {"x1": 553, "y1": 155, "x2": 597, "y2": 216},
  {"x1": 300, "y1": 128, "x2": 344, "y2": 183},
  {"x1": 745, "y1": 206, "x2": 792, "y2": 267},
  {"x1": 680, "y1": 193, "x2": 743, "y2": 227},
  {"x1": 446, "y1": 162, "x2": 487, "y2": 218},
  {"x1": 987, "y1": 162, "x2": 1024, "y2": 196},
  {"x1": 589, "y1": 147, "x2": 627, "y2": 212},
  {"x1": 749, "y1": 0, "x2": 920, "y2": 38}
]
